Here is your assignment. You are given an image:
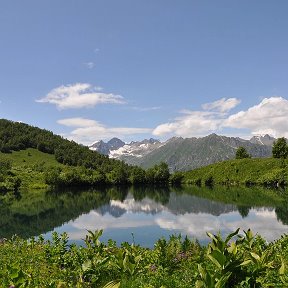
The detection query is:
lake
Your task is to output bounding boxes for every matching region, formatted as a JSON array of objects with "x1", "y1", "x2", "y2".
[{"x1": 1, "y1": 185, "x2": 287, "y2": 247}]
